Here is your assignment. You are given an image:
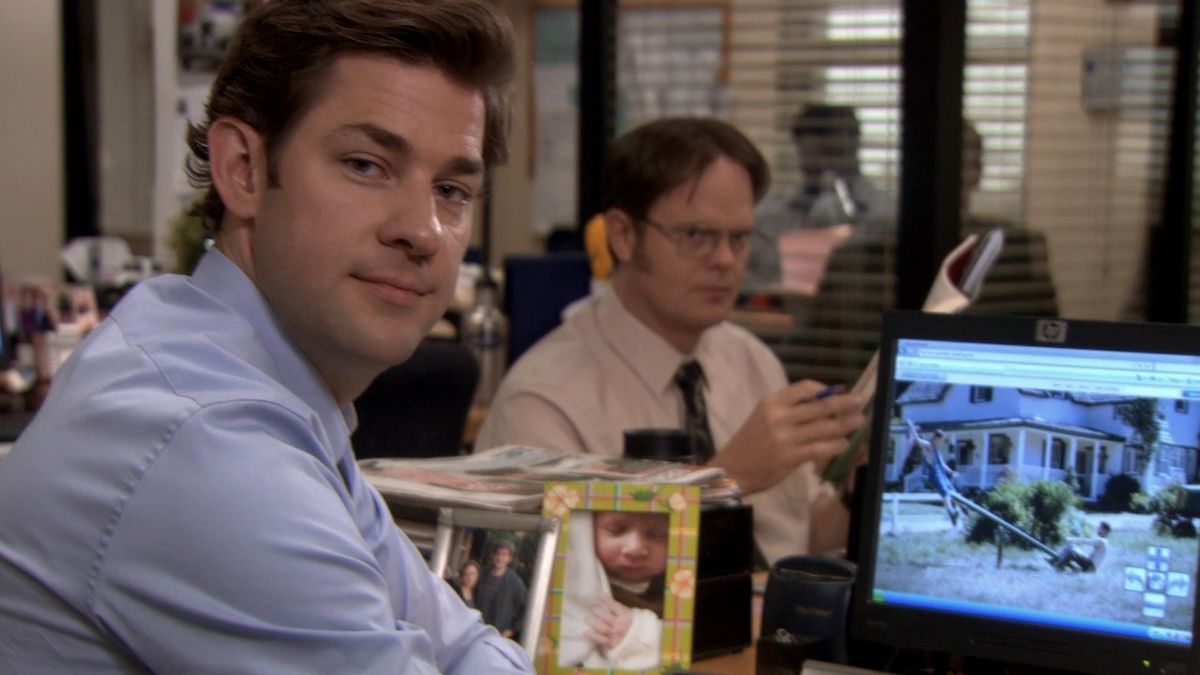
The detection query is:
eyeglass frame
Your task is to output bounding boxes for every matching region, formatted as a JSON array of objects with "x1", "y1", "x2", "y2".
[{"x1": 638, "y1": 217, "x2": 756, "y2": 259}]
